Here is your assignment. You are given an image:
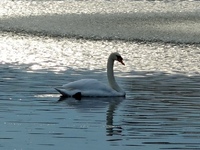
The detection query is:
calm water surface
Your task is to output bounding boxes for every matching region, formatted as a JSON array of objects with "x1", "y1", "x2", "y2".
[{"x1": 1, "y1": 1, "x2": 200, "y2": 150}]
